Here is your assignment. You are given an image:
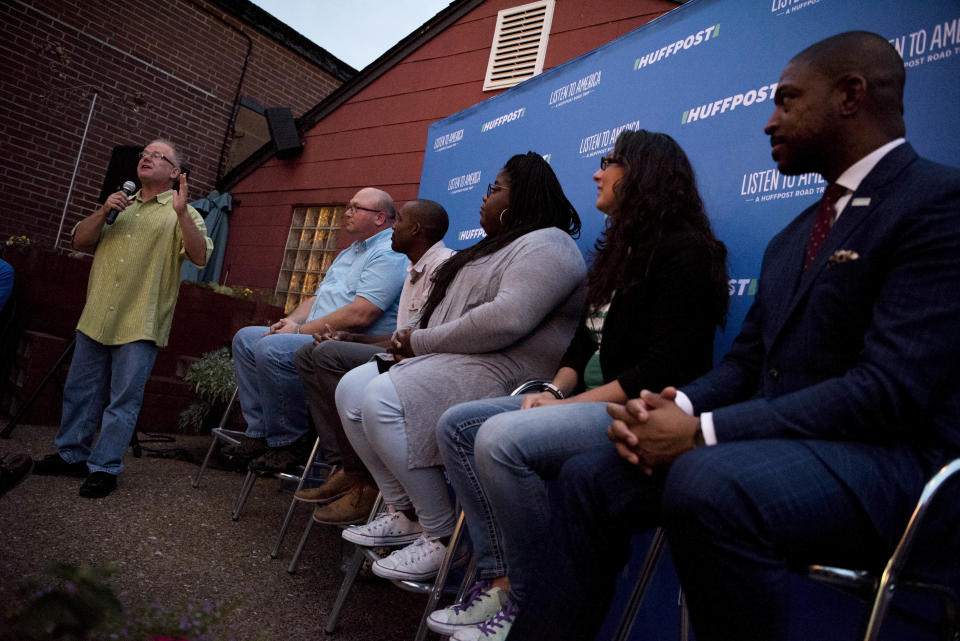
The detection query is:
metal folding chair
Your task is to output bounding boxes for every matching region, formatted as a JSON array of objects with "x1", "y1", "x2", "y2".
[
  {"x1": 611, "y1": 529, "x2": 690, "y2": 641},
  {"x1": 809, "y1": 457, "x2": 960, "y2": 641},
  {"x1": 324, "y1": 496, "x2": 476, "y2": 639},
  {"x1": 191, "y1": 385, "x2": 241, "y2": 488},
  {"x1": 269, "y1": 437, "x2": 333, "y2": 573},
  {"x1": 323, "y1": 379, "x2": 552, "y2": 639}
]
